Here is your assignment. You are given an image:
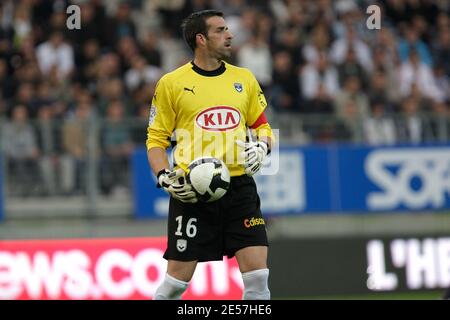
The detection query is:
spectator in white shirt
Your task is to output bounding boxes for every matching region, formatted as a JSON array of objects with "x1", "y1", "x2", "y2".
[
  {"x1": 329, "y1": 26, "x2": 373, "y2": 72},
  {"x1": 302, "y1": 25, "x2": 331, "y2": 65},
  {"x1": 301, "y1": 52, "x2": 339, "y2": 100},
  {"x1": 124, "y1": 55, "x2": 163, "y2": 91},
  {"x1": 237, "y1": 33, "x2": 272, "y2": 88},
  {"x1": 364, "y1": 102, "x2": 397, "y2": 145},
  {"x1": 396, "y1": 96, "x2": 428, "y2": 144},
  {"x1": 398, "y1": 49, "x2": 445, "y2": 102},
  {"x1": 36, "y1": 31, "x2": 74, "y2": 81}
]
